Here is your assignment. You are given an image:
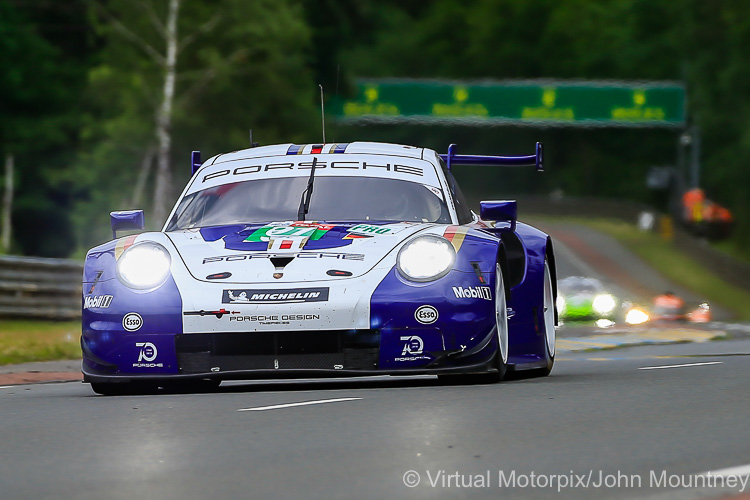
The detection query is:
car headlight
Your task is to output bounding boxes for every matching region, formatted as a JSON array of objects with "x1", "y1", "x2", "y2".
[
  {"x1": 117, "y1": 242, "x2": 172, "y2": 289},
  {"x1": 556, "y1": 294, "x2": 567, "y2": 315},
  {"x1": 397, "y1": 235, "x2": 455, "y2": 282},
  {"x1": 592, "y1": 293, "x2": 616, "y2": 315},
  {"x1": 625, "y1": 308, "x2": 649, "y2": 325}
]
